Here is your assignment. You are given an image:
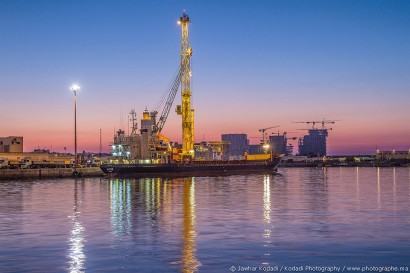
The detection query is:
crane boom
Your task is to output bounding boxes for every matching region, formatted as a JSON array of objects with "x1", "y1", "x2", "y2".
[
  {"x1": 154, "y1": 57, "x2": 189, "y2": 133},
  {"x1": 156, "y1": 68, "x2": 182, "y2": 133},
  {"x1": 259, "y1": 126, "x2": 280, "y2": 132}
]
